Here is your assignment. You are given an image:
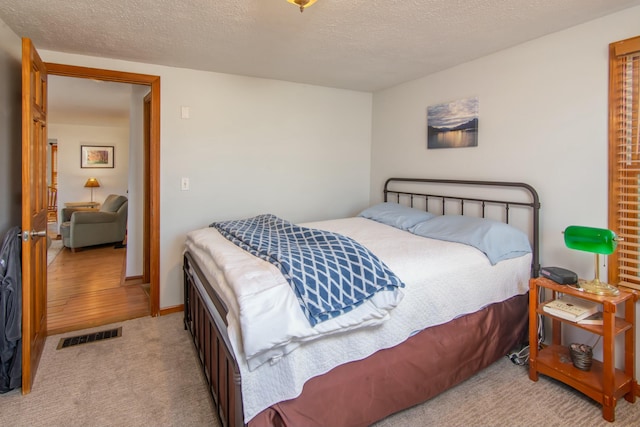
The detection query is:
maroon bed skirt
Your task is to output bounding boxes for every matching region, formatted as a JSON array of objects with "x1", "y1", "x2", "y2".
[{"x1": 249, "y1": 293, "x2": 528, "y2": 427}]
